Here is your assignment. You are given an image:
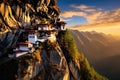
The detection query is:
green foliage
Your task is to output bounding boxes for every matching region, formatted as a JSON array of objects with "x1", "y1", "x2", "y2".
[
  {"x1": 58, "y1": 30, "x2": 109, "y2": 80},
  {"x1": 58, "y1": 30, "x2": 79, "y2": 59},
  {"x1": 80, "y1": 54, "x2": 108, "y2": 80}
]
